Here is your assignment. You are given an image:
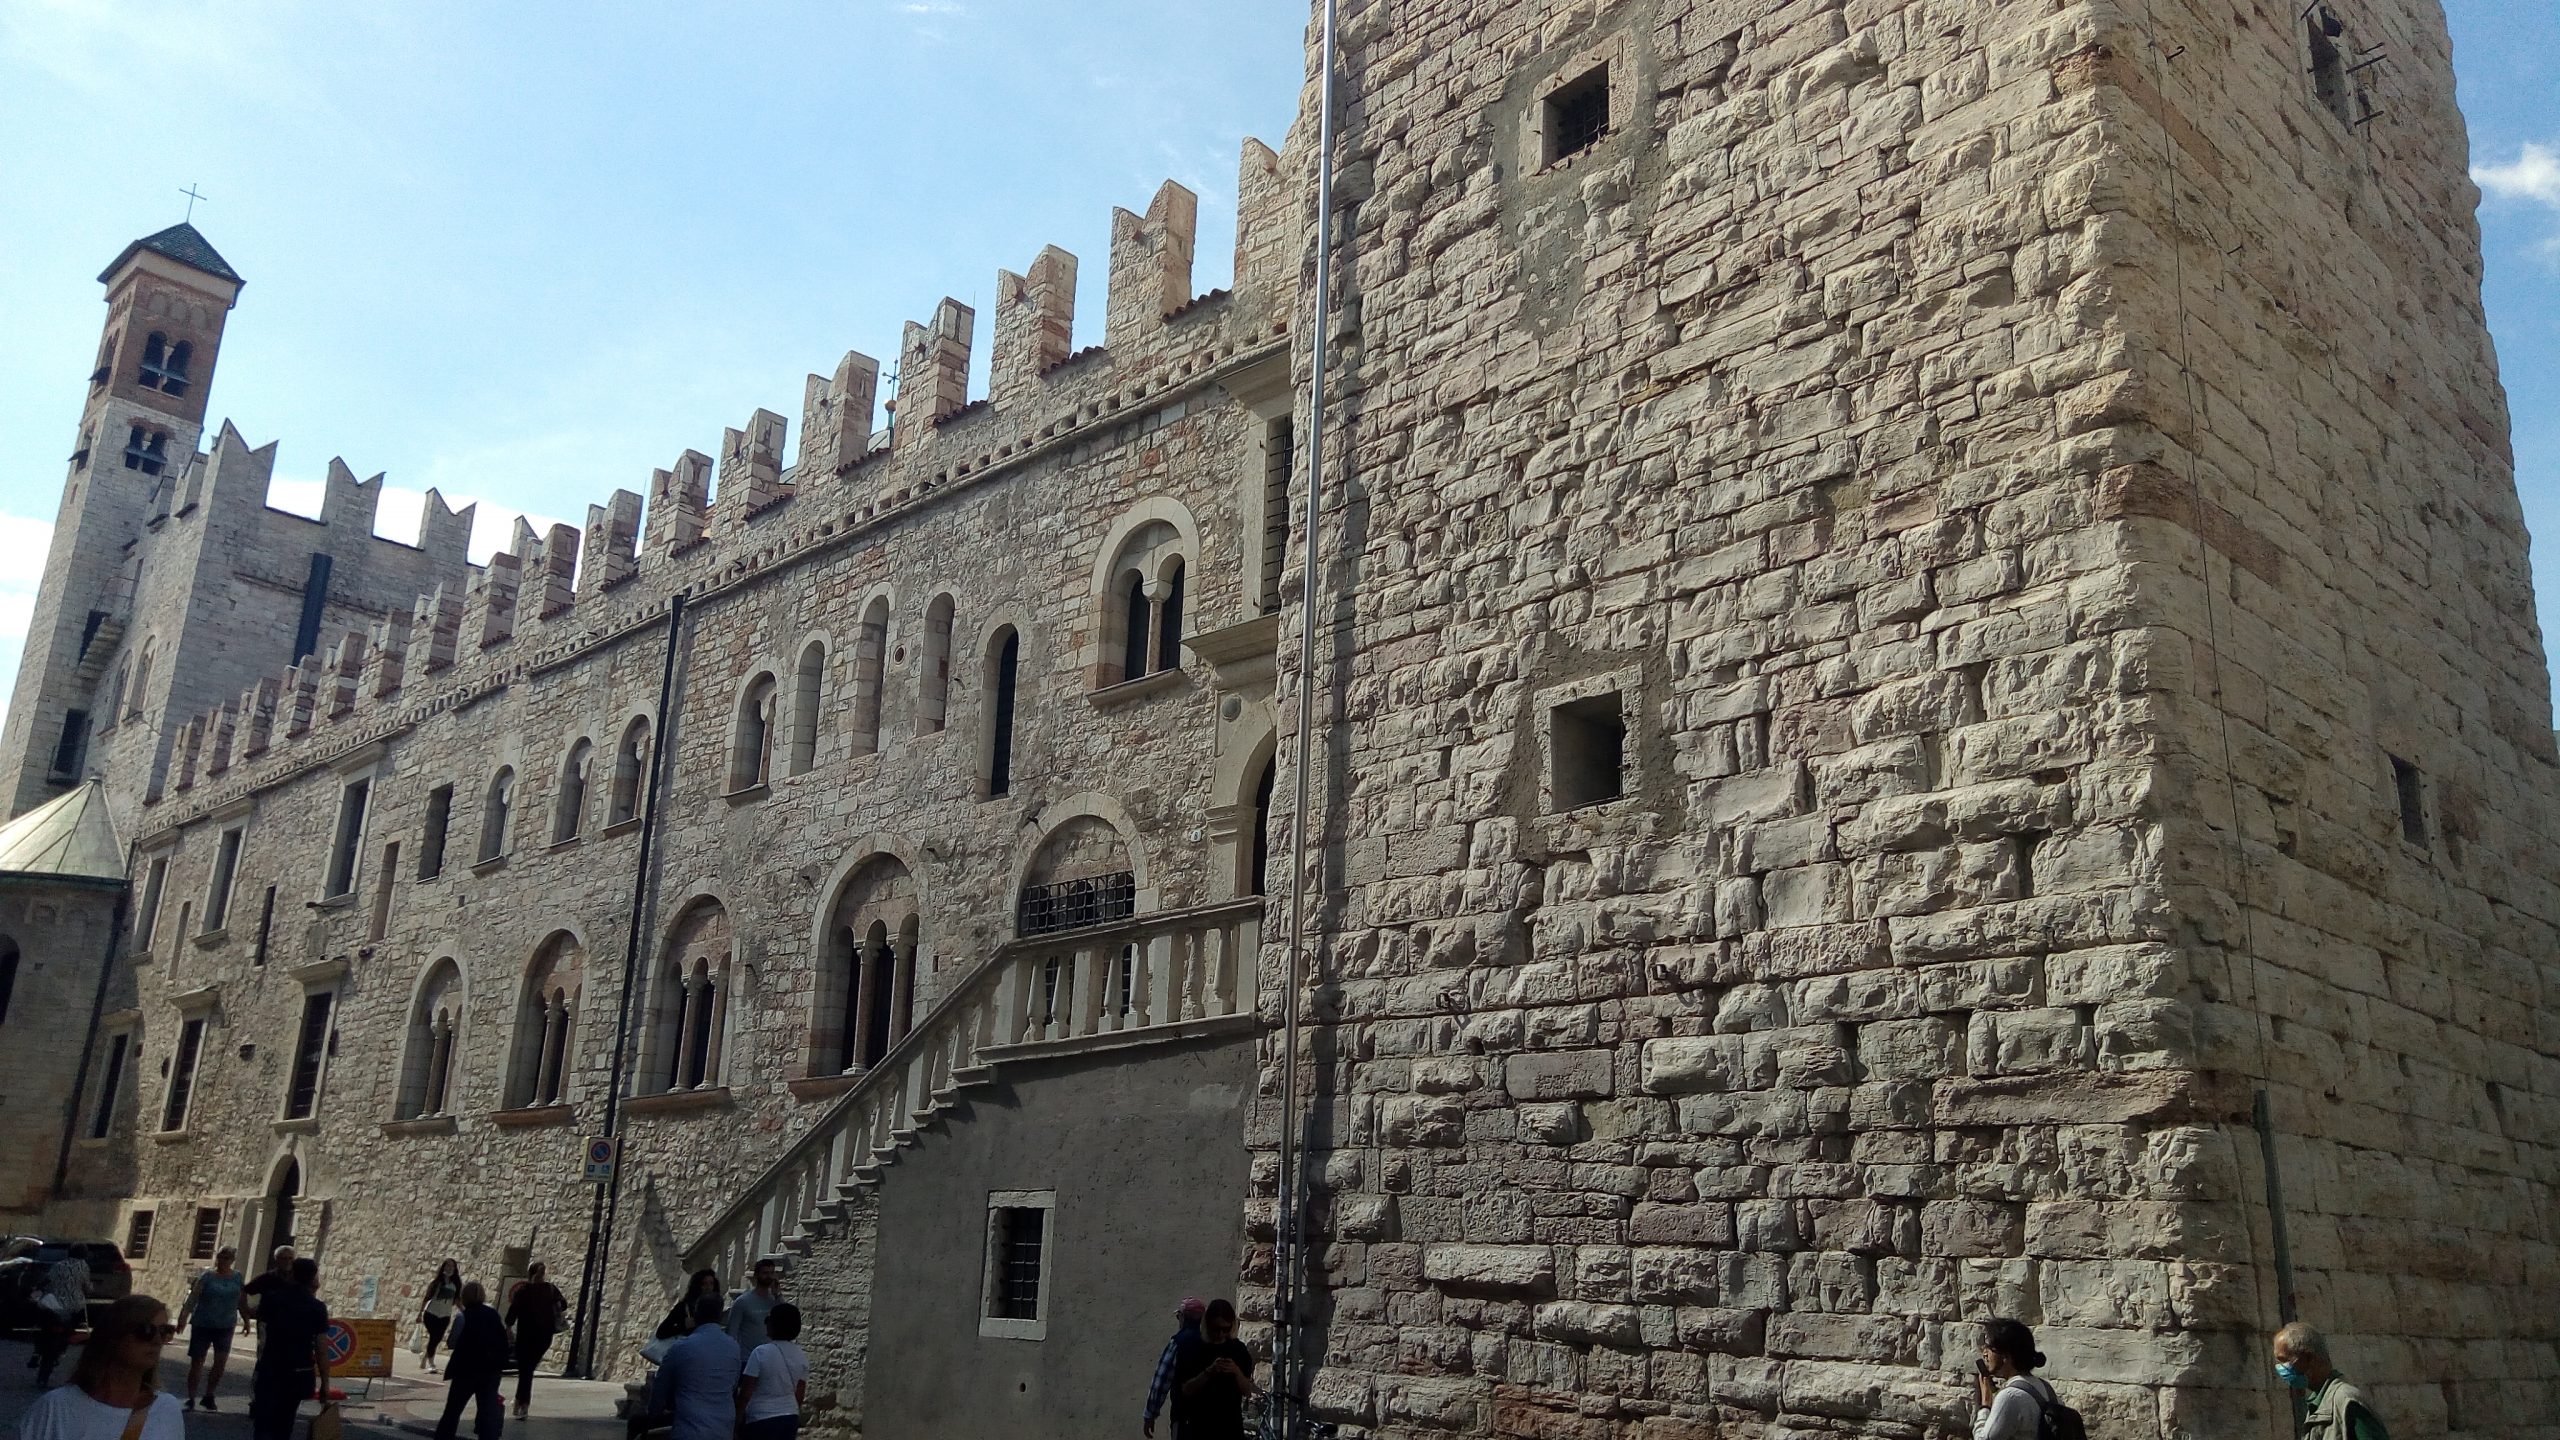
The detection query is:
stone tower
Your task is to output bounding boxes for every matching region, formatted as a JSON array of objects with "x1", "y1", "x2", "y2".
[
  {"x1": 1257, "y1": 0, "x2": 2553, "y2": 1436},
  {"x1": 0, "y1": 224, "x2": 242, "y2": 820}
]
